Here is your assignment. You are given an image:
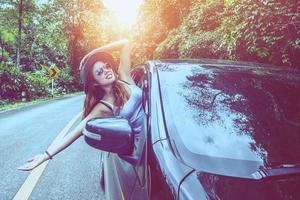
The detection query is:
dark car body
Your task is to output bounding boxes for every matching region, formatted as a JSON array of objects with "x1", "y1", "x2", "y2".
[{"x1": 84, "y1": 59, "x2": 300, "y2": 200}]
